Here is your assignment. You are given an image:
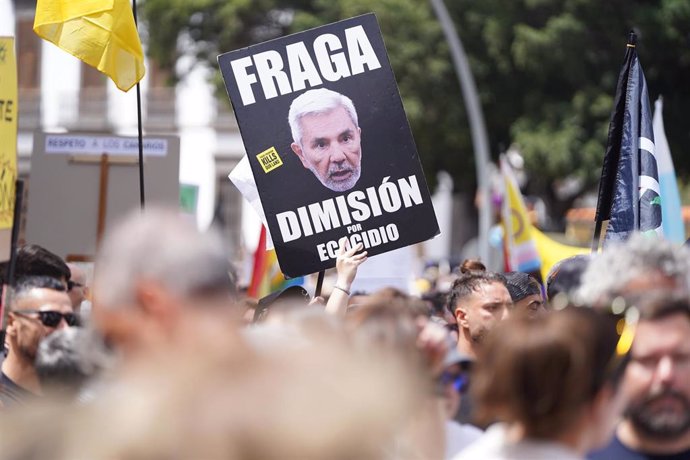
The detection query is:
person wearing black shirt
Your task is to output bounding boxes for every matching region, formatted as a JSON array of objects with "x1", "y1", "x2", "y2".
[{"x1": 589, "y1": 296, "x2": 690, "y2": 460}]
